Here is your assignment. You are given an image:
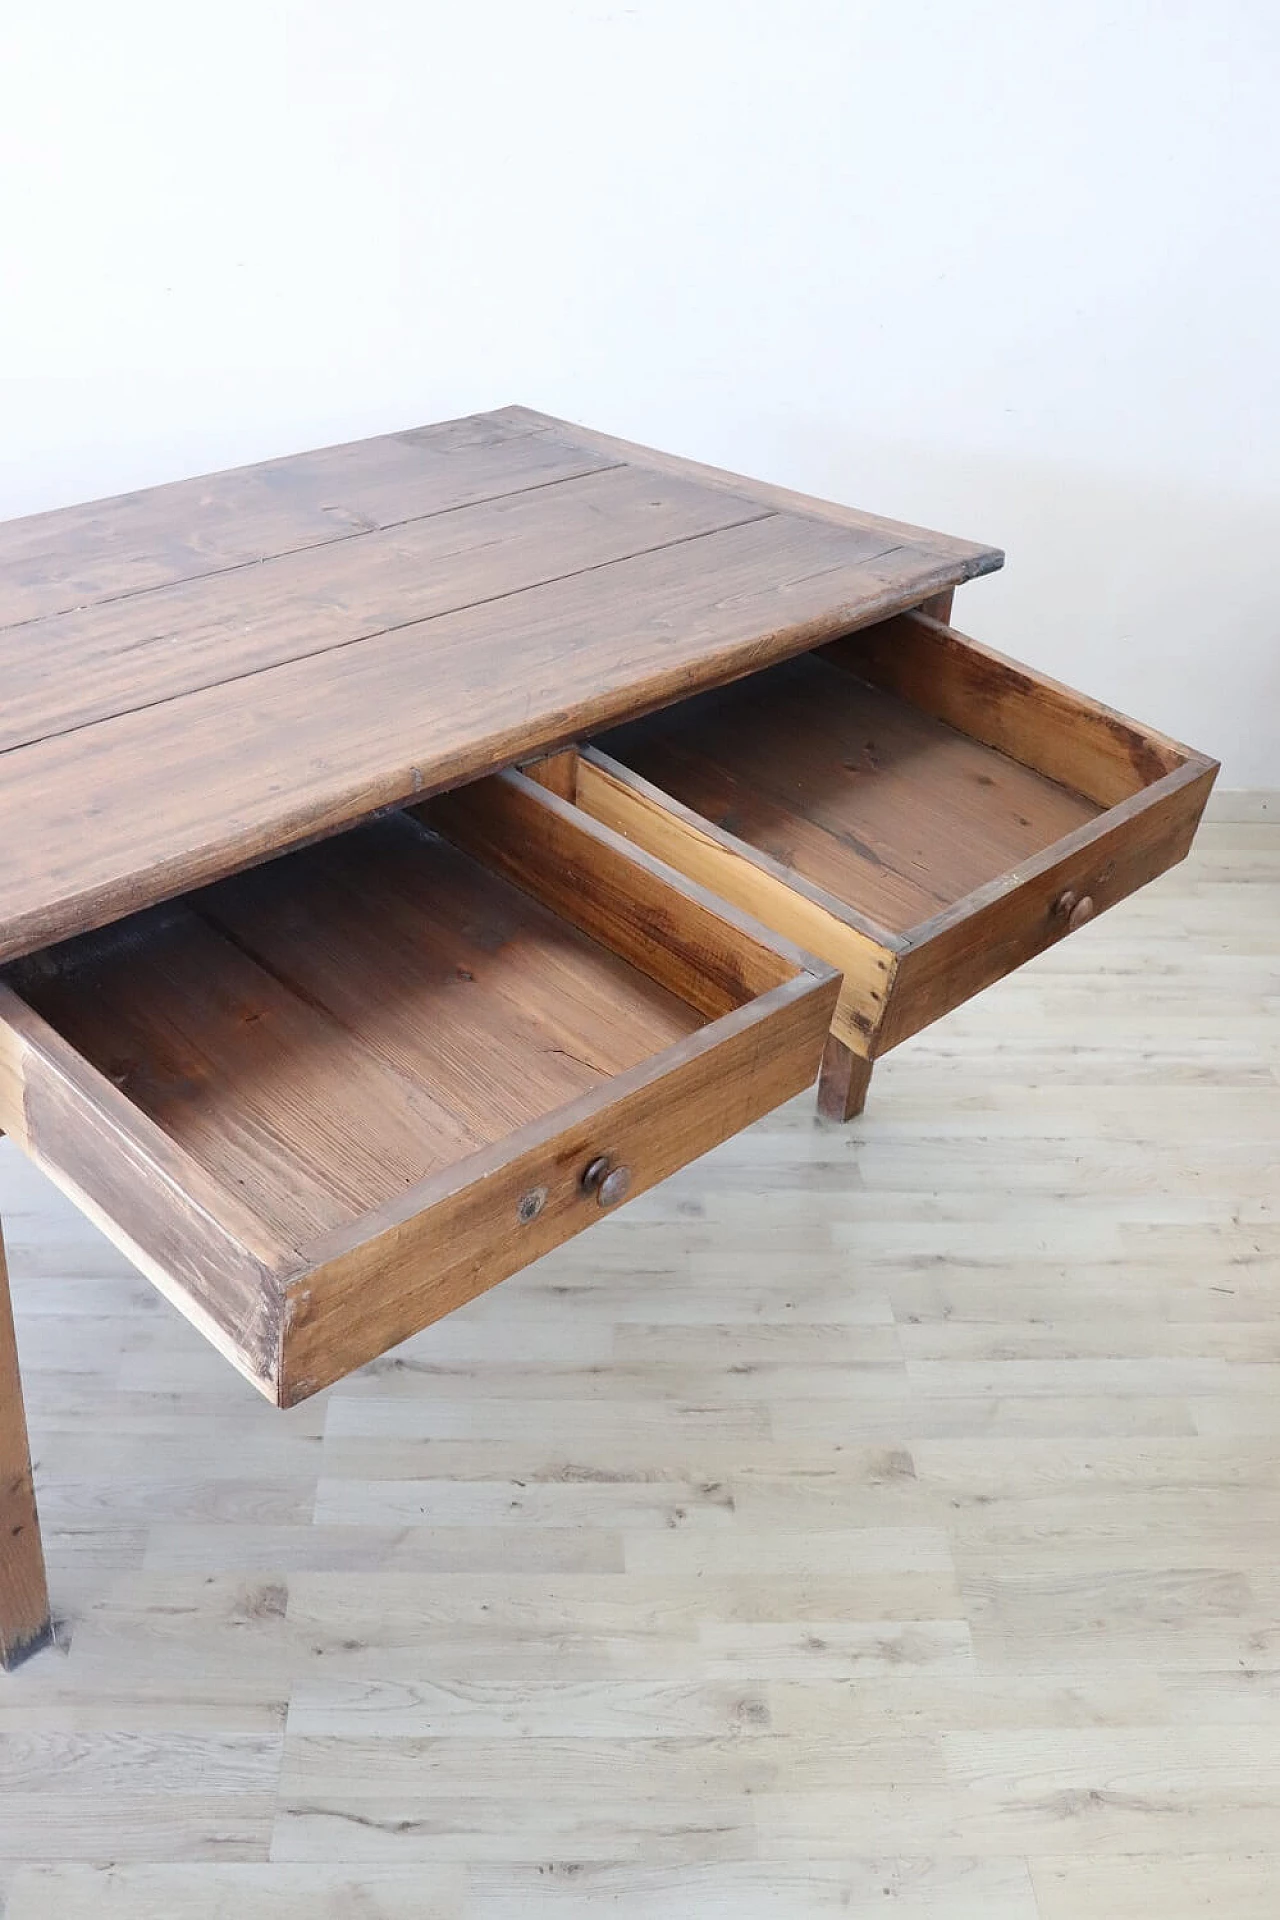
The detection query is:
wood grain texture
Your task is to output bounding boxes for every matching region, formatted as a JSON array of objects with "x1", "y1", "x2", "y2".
[
  {"x1": 0, "y1": 983, "x2": 291, "y2": 1394},
  {"x1": 591, "y1": 619, "x2": 1218, "y2": 1079},
  {"x1": 196, "y1": 810, "x2": 703, "y2": 1146},
  {"x1": 0, "y1": 408, "x2": 1003, "y2": 964},
  {"x1": 823, "y1": 608, "x2": 1194, "y2": 808},
  {"x1": 1, "y1": 464, "x2": 768, "y2": 757},
  {"x1": 0, "y1": 409, "x2": 615, "y2": 628},
  {"x1": 880, "y1": 758, "x2": 1220, "y2": 1050},
  {"x1": 279, "y1": 973, "x2": 837, "y2": 1406},
  {"x1": 0, "y1": 1216, "x2": 50, "y2": 1667},
  {"x1": 574, "y1": 748, "x2": 897, "y2": 1053},
  {"x1": 597, "y1": 652, "x2": 1103, "y2": 936},
  {"x1": 0, "y1": 818, "x2": 1273, "y2": 1911},
  {"x1": 507, "y1": 406, "x2": 1004, "y2": 579},
  {"x1": 422, "y1": 769, "x2": 801, "y2": 1019},
  {"x1": 521, "y1": 749, "x2": 579, "y2": 802},
  {"x1": 8, "y1": 905, "x2": 485, "y2": 1246},
  {"x1": 815, "y1": 1034, "x2": 874, "y2": 1122}
]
